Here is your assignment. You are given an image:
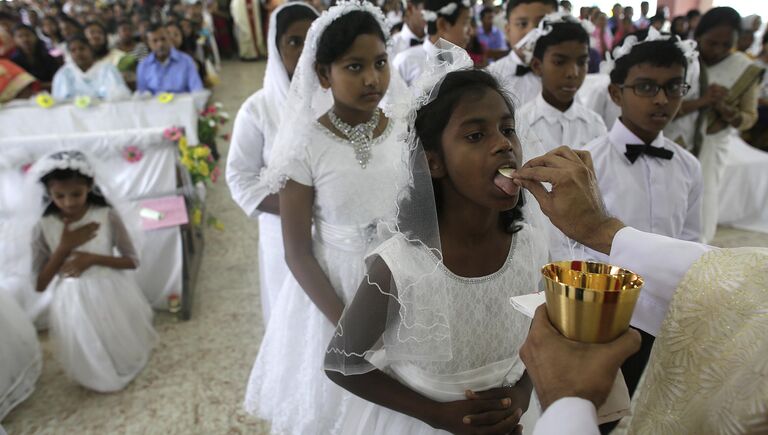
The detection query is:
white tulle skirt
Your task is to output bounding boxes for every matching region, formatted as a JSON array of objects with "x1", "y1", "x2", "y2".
[
  {"x1": 0, "y1": 290, "x2": 42, "y2": 421},
  {"x1": 244, "y1": 222, "x2": 371, "y2": 435},
  {"x1": 49, "y1": 268, "x2": 157, "y2": 393}
]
